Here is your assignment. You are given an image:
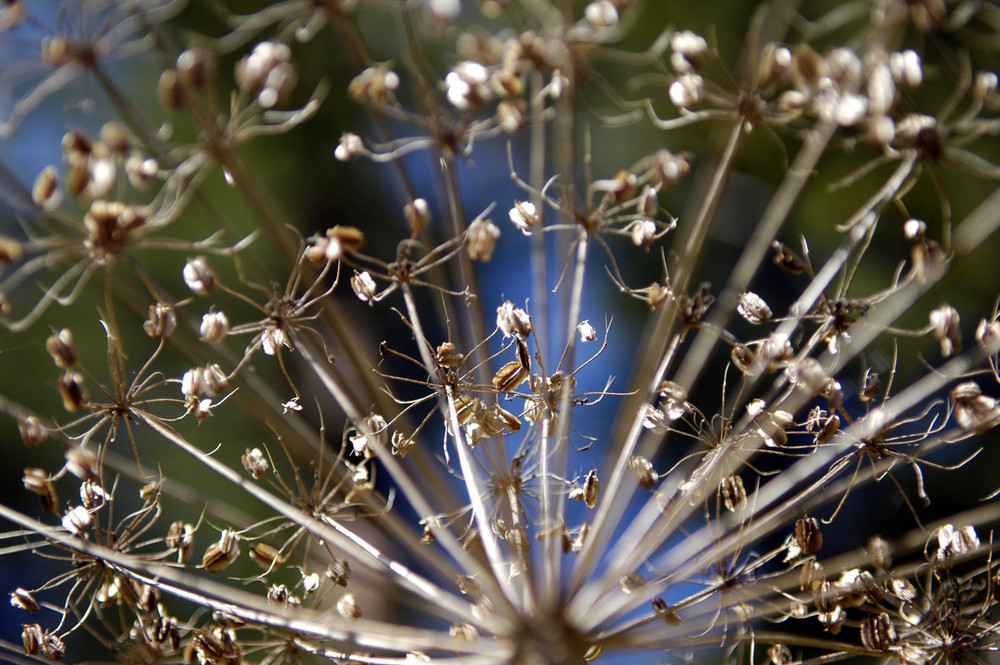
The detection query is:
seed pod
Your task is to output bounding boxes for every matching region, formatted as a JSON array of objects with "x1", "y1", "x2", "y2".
[
  {"x1": 80, "y1": 480, "x2": 109, "y2": 509},
  {"x1": 509, "y1": 200, "x2": 538, "y2": 235},
  {"x1": 582, "y1": 470, "x2": 599, "y2": 509},
  {"x1": 817, "y1": 413, "x2": 840, "y2": 444},
  {"x1": 183, "y1": 256, "x2": 216, "y2": 295},
  {"x1": 435, "y1": 342, "x2": 463, "y2": 369},
  {"x1": 496, "y1": 301, "x2": 532, "y2": 340},
  {"x1": 799, "y1": 560, "x2": 824, "y2": 592},
  {"x1": 737, "y1": 291, "x2": 772, "y2": 324},
  {"x1": 652, "y1": 598, "x2": 682, "y2": 625},
  {"x1": 176, "y1": 47, "x2": 210, "y2": 91},
  {"x1": 158, "y1": 69, "x2": 184, "y2": 109},
  {"x1": 250, "y1": 542, "x2": 285, "y2": 571},
  {"x1": 23, "y1": 468, "x2": 58, "y2": 514},
  {"x1": 22, "y1": 623, "x2": 43, "y2": 656},
  {"x1": 929, "y1": 304, "x2": 962, "y2": 357},
  {"x1": 241, "y1": 448, "x2": 269, "y2": 479},
  {"x1": 46, "y1": 329, "x2": 76, "y2": 368},
  {"x1": 795, "y1": 516, "x2": 823, "y2": 555},
  {"x1": 17, "y1": 415, "x2": 46, "y2": 447},
  {"x1": 629, "y1": 455, "x2": 658, "y2": 490},
  {"x1": 951, "y1": 381, "x2": 1000, "y2": 433},
  {"x1": 976, "y1": 318, "x2": 1000, "y2": 354},
  {"x1": 166, "y1": 521, "x2": 195, "y2": 562},
  {"x1": 31, "y1": 166, "x2": 61, "y2": 211},
  {"x1": 351, "y1": 271, "x2": 377, "y2": 302},
  {"x1": 199, "y1": 310, "x2": 230, "y2": 342},
  {"x1": 405, "y1": 198, "x2": 431, "y2": 233},
  {"x1": 493, "y1": 360, "x2": 529, "y2": 394},
  {"x1": 144, "y1": 303, "x2": 177, "y2": 339},
  {"x1": 860, "y1": 612, "x2": 898, "y2": 651},
  {"x1": 466, "y1": 218, "x2": 500, "y2": 261},
  {"x1": 768, "y1": 644, "x2": 792, "y2": 665},
  {"x1": 889, "y1": 577, "x2": 916, "y2": 601},
  {"x1": 720, "y1": 474, "x2": 747, "y2": 512},
  {"x1": 10, "y1": 588, "x2": 39, "y2": 614},
  {"x1": 203, "y1": 530, "x2": 240, "y2": 572},
  {"x1": 868, "y1": 536, "x2": 891, "y2": 573},
  {"x1": 62, "y1": 505, "x2": 92, "y2": 534},
  {"x1": 860, "y1": 370, "x2": 882, "y2": 402},
  {"x1": 772, "y1": 241, "x2": 806, "y2": 274},
  {"x1": 65, "y1": 446, "x2": 97, "y2": 480},
  {"x1": 731, "y1": 343, "x2": 755, "y2": 374},
  {"x1": 337, "y1": 593, "x2": 361, "y2": 619},
  {"x1": 326, "y1": 559, "x2": 351, "y2": 587}
]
